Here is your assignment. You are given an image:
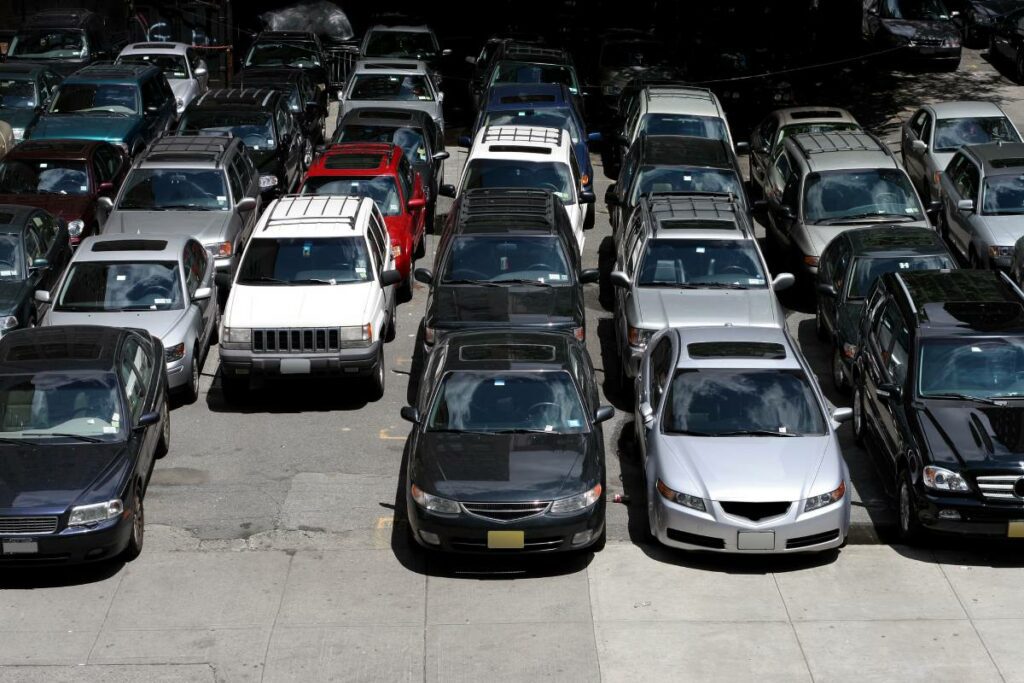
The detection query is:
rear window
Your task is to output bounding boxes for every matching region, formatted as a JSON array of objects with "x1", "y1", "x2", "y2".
[
  {"x1": 687, "y1": 342, "x2": 786, "y2": 359},
  {"x1": 350, "y1": 75, "x2": 432, "y2": 102}
]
